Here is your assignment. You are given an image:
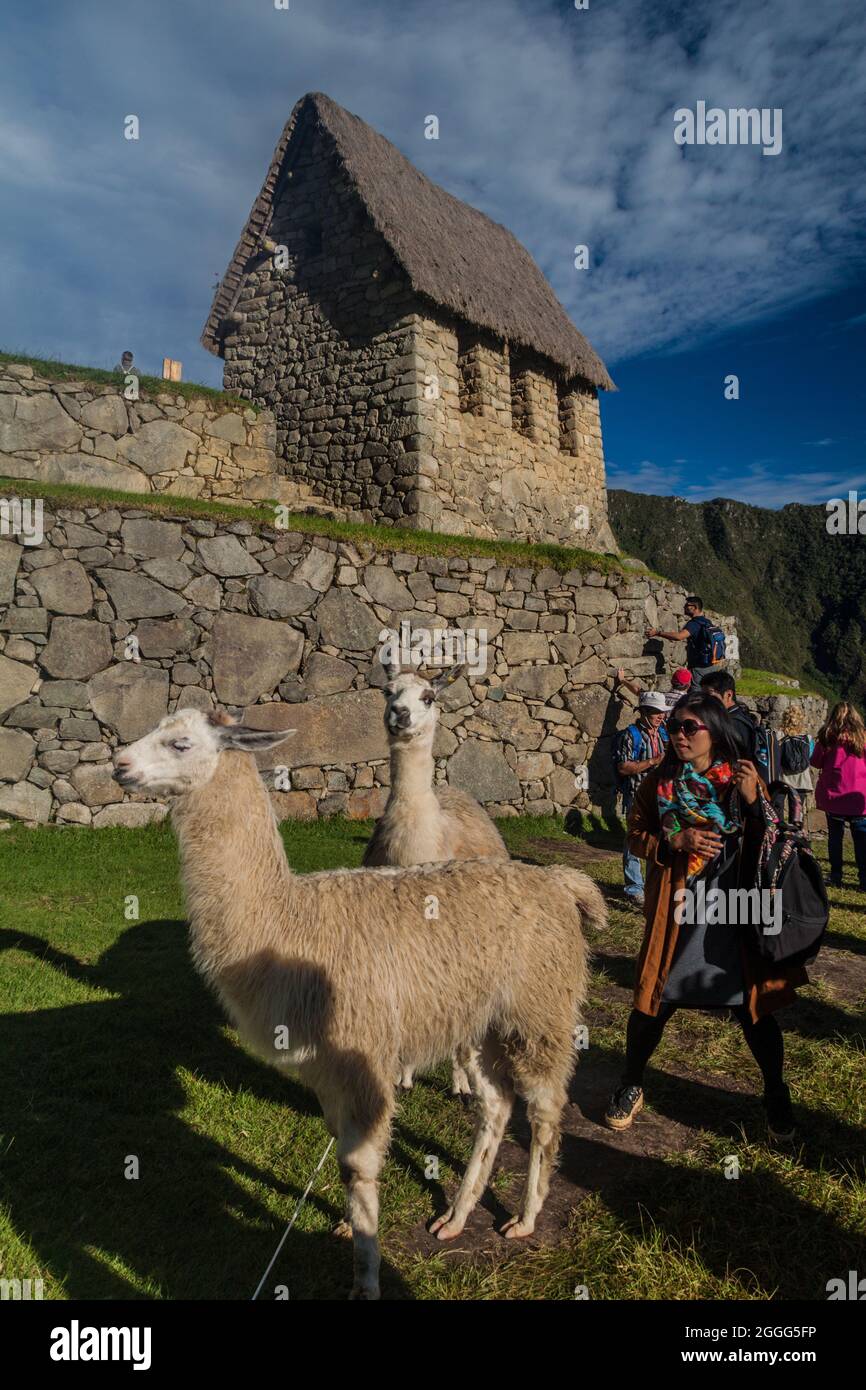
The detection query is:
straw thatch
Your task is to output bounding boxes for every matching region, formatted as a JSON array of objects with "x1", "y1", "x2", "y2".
[{"x1": 202, "y1": 93, "x2": 614, "y2": 390}]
